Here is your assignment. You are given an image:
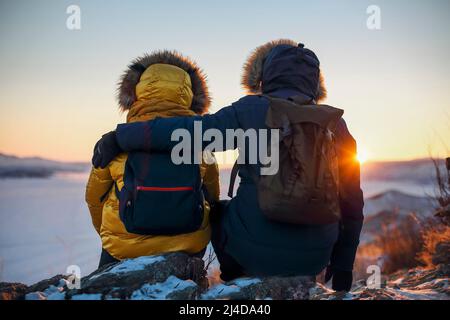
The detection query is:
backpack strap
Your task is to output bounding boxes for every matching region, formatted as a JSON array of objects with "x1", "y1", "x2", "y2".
[
  {"x1": 227, "y1": 95, "x2": 276, "y2": 198},
  {"x1": 228, "y1": 160, "x2": 240, "y2": 198},
  {"x1": 228, "y1": 160, "x2": 261, "y2": 198}
]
